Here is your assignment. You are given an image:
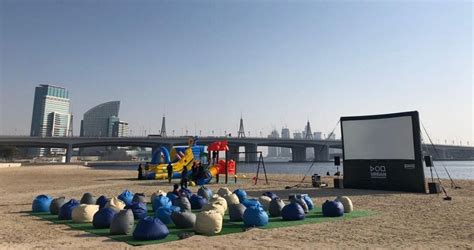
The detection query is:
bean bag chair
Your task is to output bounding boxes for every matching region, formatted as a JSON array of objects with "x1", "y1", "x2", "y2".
[
  {"x1": 32, "y1": 195, "x2": 53, "y2": 213},
  {"x1": 96, "y1": 195, "x2": 109, "y2": 210},
  {"x1": 150, "y1": 190, "x2": 167, "y2": 203},
  {"x1": 322, "y1": 200, "x2": 344, "y2": 217},
  {"x1": 133, "y1": 216, "x2": 169, "y2": 241},
  {"x1": 201, "y1": 202, "x2": 226, "y2": 217},
  {"x1": 243, "y1": 206, "x2": 269, "y2": 227},
  {"x1": 209, "y1": 195, "x2": 228, "y2": 211},
  {"x1": 241, "y1": 198, "x2": 261, "y2": 208},
  {"x1": 152, "y1": 195, "x2": 172, "y2": 212},
  {"x1": 80, "y1": 193, "x2": 96, "y2": 205},
  {"x1": 173, "y1": 196, "x2": 192, "y2": 212},
  {"x1": 228, "y1": 203, "x2": 246, "y2": 222},
  {"x1": 58, "y1": 199, "x2": 80, "y2": 220},
  {"x1": 258, "y1": 196, "x2": 272, "y2": 211},
  {"x1": 155, "y1": 206, "x2": 181, "y2": 224},
  {"x1": 49, "y1": 197, "x2": 66, "y2": 215},
  {"x1": 105, "y1": 197, "x2": 126, "y2": 211},
  {"x1": 281, "y1": 203, "x2": 305, "y2": 221},
  {"x1": 194, "y1": 210, "x2": 223, "y2": 235},
  {"x1": 171, "y1": 210, "x2": 196, "y2": 229},
  {"x1": 335, "y1": 196, "x2": 353, "y2": 213},
  {"x1": 197, "y1": 186, "x2": 213, "y2": 200},
  {"x1": 217, "y1": 187, "x2": 232, "y2": 197},
  {"x1": 290, "y1": 195, "x2": 308, "y2": 214},
  {"x1": 268, "y1": 198, "x2": 285, "y2": 217},
  {"x1": 190, "y1": 194, "x2": 207, "y2": 210},
  {"x1": 179, "y1": 188, "x2": 193, "y2": 199},
  {"x1": 72, "y1": 204, "x2": 99, "y2": 223},
  {"x1": 166, "y1": 192, "x2": 179, "y2": 203},
  {"x1": 298, "y1": 194, "x2": 314, "y2": 210},
  {"x1": 223, "y1": 193, "x2": 240, "y2": 206},
  {"x1": 110, "y1": 209, "x2": 134, "y2": 235},
  {"x1": 133, "y1": 193, "x2": 146, "y2": 204},
  {"x1": 93, "y1": 207, "x2": 117, "y2": 228},
  {"x1": 262, "y1": 192, "x2": 278, "y2": 200},
  {"x1": 118, "y1": 190, "x2": 134, "y2": 206},
  {"x1": 233, "y1": 189, "x2": 247, "y2": 202},
  {"x1": 125, "y1": 202, "x2": 148, "y2": 220}
]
